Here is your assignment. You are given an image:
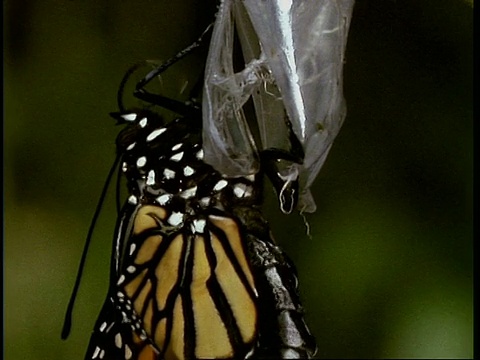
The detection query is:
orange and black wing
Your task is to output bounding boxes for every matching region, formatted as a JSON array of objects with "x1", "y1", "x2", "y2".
[
  {"x1": 84, "y1": 295, "x2": 160, "y2": 360},
  {"x1": 115, "y1": 204, "x2": 258, "y2": 360},
  {"x1": 84, "y1": 203, "x2": 161, "y2": 360}
]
